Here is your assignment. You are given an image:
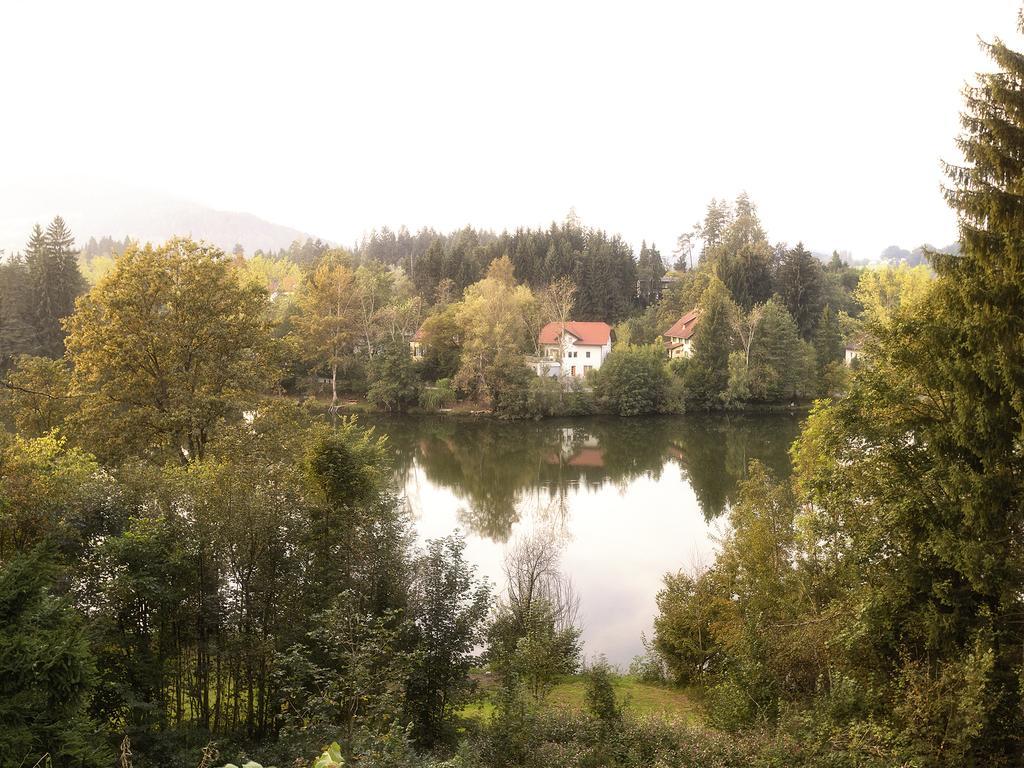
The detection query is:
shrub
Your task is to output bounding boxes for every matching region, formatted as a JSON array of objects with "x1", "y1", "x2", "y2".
[
  {"x1": 628, "y1": 648, "x2": 668, "y2": 685},
  {"x1": 367, "y1": 339, "x2": 421, "y2": 411},
  {"x1": 419, "y1": 378, "x2": 457, "y2": 411},
  {"x1": 585, "y1": 659, "x2": 624, "y2": 727},
  {"x1": 593, "y1": 345, "x2": 670, "y2": 416}
]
